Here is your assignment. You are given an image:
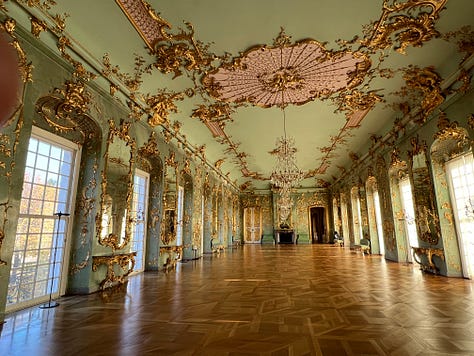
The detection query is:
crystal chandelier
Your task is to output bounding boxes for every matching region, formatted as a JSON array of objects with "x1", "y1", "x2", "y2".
[
  {"x1": 270, "y1": 107, "x2": 305, "y2": 225},
  {"x1": 270, "y1": 108, "x2": 305, "y2": 189}
]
